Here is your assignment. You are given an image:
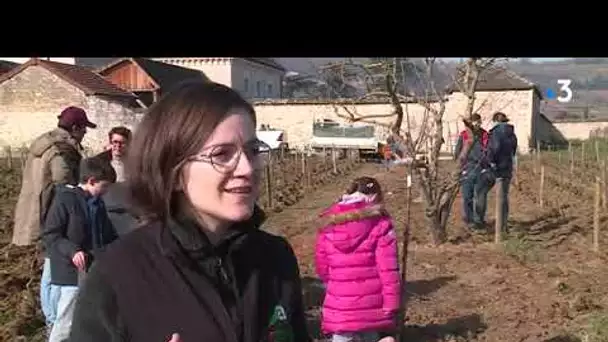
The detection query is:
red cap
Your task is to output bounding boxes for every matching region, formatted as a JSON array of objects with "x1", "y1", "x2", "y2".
[{"x1": 58, "y1": 106, "x2": 97, "y2": 128}]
